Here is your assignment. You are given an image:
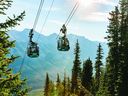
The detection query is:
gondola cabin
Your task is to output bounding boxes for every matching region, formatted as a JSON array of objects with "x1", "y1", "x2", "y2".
[
  {"x1": 27, "y1": 42, "x2": 39, "y2": 58},
  {"x1": 57, "y1": 37, "x2": 70, "y2": 51}
]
